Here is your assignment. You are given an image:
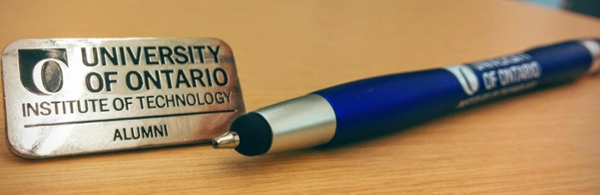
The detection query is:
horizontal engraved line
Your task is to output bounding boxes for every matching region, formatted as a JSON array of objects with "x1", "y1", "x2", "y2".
[{"x1": 23, "y1": 109, "x2": 236, "y2": 128}]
